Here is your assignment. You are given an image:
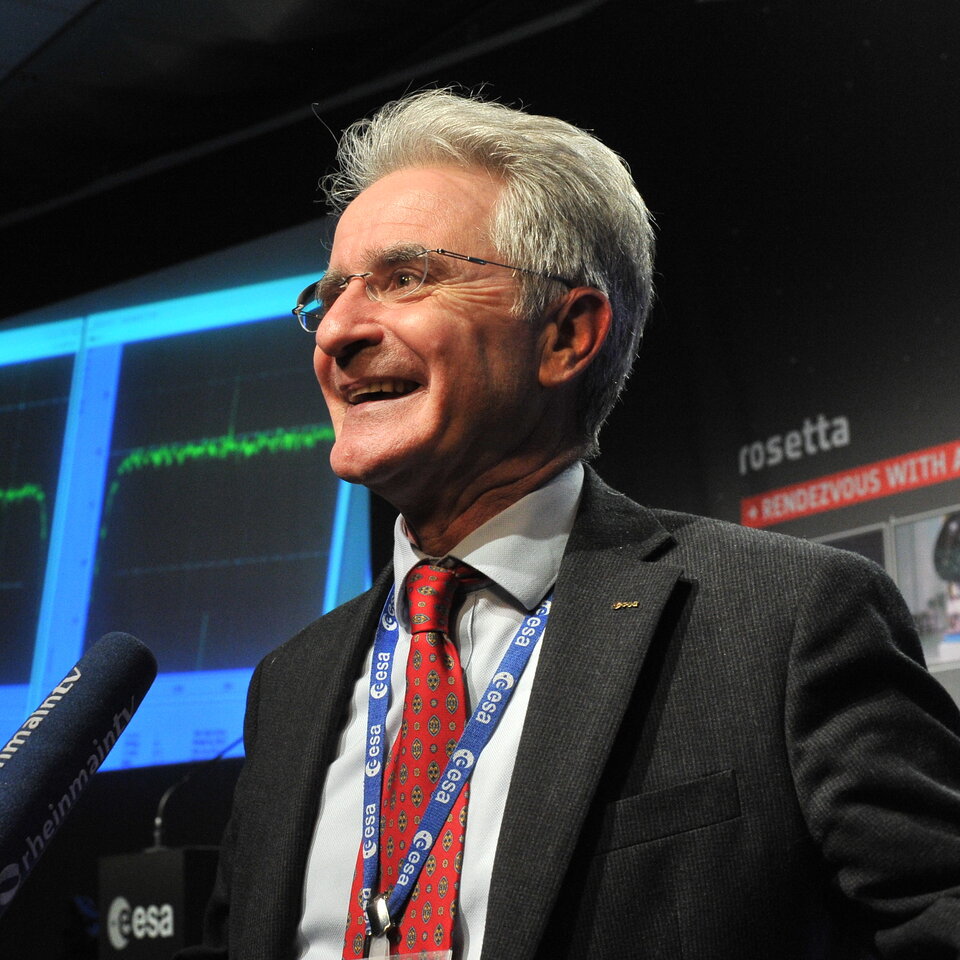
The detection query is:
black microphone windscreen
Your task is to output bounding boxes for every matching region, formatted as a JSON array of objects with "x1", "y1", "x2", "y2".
[{"x1": 0, "y1": 632, "x2": 157, "y2": 917}]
